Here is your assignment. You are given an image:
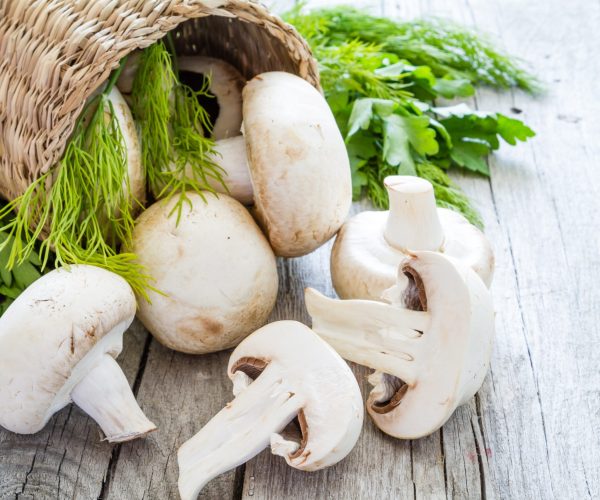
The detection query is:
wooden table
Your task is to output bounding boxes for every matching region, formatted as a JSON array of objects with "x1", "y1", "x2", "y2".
[{"x1": 1, "y1": 0, "x2": 598, "y2": 498}]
